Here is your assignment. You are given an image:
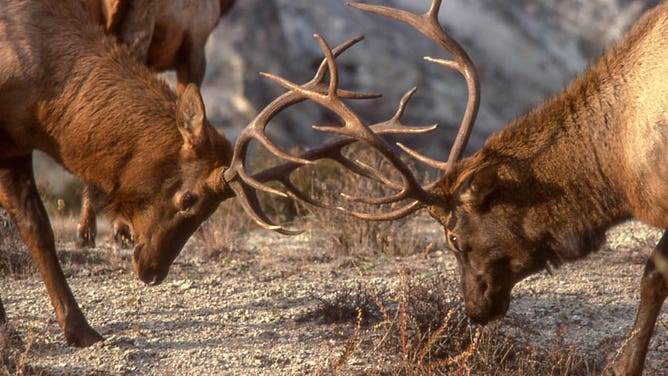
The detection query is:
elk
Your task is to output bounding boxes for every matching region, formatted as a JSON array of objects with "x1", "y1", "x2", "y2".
[
  {"x1": 257, "y1": 1, "x2": 665, "y2": 374},
  {"x1": 0, "y1": 0, "x2": 410, "y2": 346},
  {"x1": 76, "y1": 0, "x2": 236, "y2": 248}
]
